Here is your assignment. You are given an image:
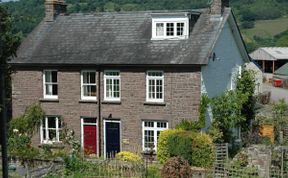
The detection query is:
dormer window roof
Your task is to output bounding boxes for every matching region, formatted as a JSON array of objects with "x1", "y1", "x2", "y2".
[{"x1": 152, "y1": 12, "x2": 190, "y2": 40}]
